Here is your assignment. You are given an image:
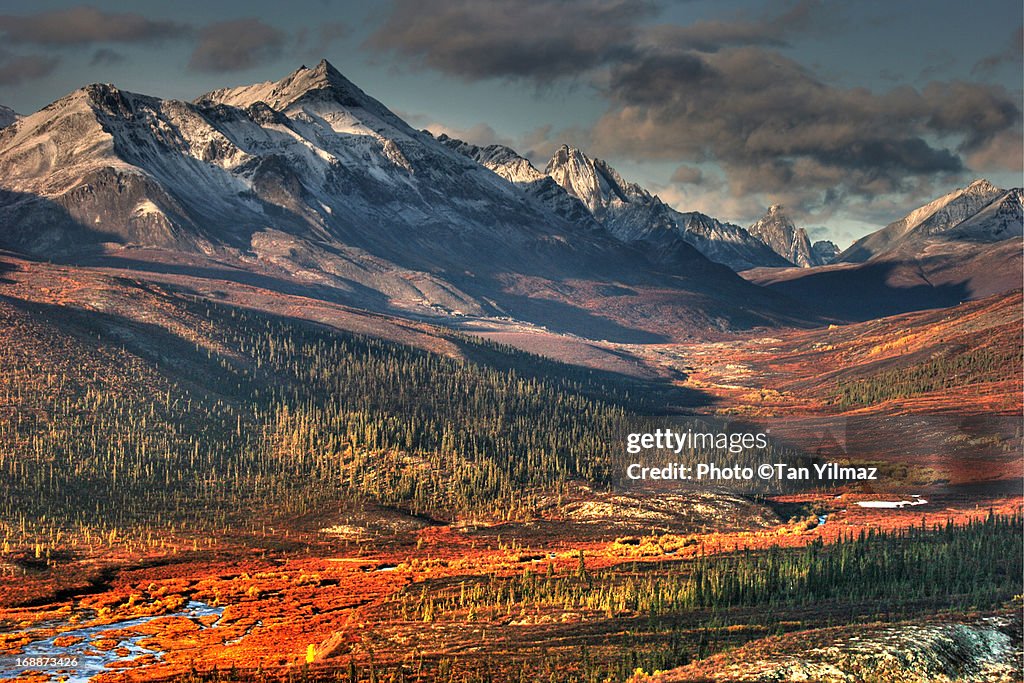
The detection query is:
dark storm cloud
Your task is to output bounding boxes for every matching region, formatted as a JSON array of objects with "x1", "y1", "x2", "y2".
[
  {"x1": 591, "y1": 46, "x2": 1020, "y2": 201},
  {"x1": 367, "y1": 0, "x2": 1019, "y2": 216},
  {"x1": 0, "y1": 6, "x2": 189, "y2": 46},
  {"x1": 367, "y1": 0, "x2": 657, "y2": 81},
  {"x1": 816, "y1": 138, "x2": 961, "y2": 173},
  {"x1": 188, "y1": 19, "x2": 287, "y2": 73},
  {"x1": 604, "y1": 52, "x2": 712, "y2": 103},
  {"x1": 0, "y1": 50, "x2": 59, "y2": 85}
]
